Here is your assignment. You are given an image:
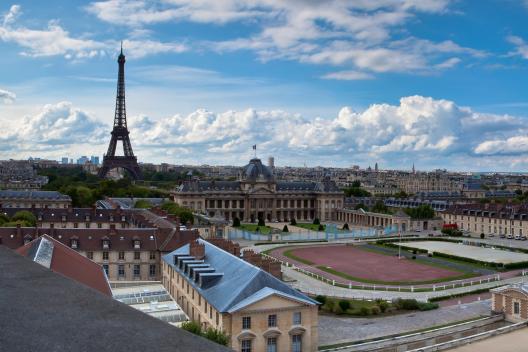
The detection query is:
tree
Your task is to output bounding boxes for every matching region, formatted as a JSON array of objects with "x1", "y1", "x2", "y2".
[
  {"x1": 161, "y1": 201, "x2": 194, "y2": 224},
  {"x1": 318, "y1": 224, "x2": 324, "y2": 231},
  {"x1": 351, "y1": 180, "x2": 361, "y2": 188},
  {"x1": 290, "y1": 218, "x2": 297, "y2": 226},
  {"x1": 181, "y1": 321, "x2": 202, "y2": 335},
  {"x1": 342, "y1": 223, "x2": 349, "y2": 230},
  {"x1": 12, "y1": 211, "x2": 37, "y2": 227},
  {"x1": 394, "y1": 191, "x2": 409, "y2": 198},
  {"x1": 371, "y1": 201, "x2": 390, "y2": 214},
  {"x1": 315, "y1": 295, "x2": 326, "y2": 305},
  {"x1": 282, "y1": 225, "x2": 289, "y2": 232},
  {"x1": 313, "y1": 218, "x2": 320, "y2": 225},
  {"x1": 134, "y1": 199, "x2": 152, "y2": 208},
  {"x1": 404, "y1": 205, "x2": 435, "y2": 219},
  {"x1": 202, "y1": 327, "x2": 229, "y2": 346},
  {"x1": 232, "y1": 217, "x2": 241, "y2": 227},
  {"x1": 0, "y1": 213, "x2": 9, "y2": 226},
  {"x1": 344, "y1": 187, "x2": 371, "y2": 197},
  {"x1": 354, "y1": 203, "x2": 368, "y2": 211},
  {"x1": 258, "y1": 217, "x2": 266, "y2": 227},
  {"x1": 338, "y1": 300, "x2": 350, "y2": 312}
]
